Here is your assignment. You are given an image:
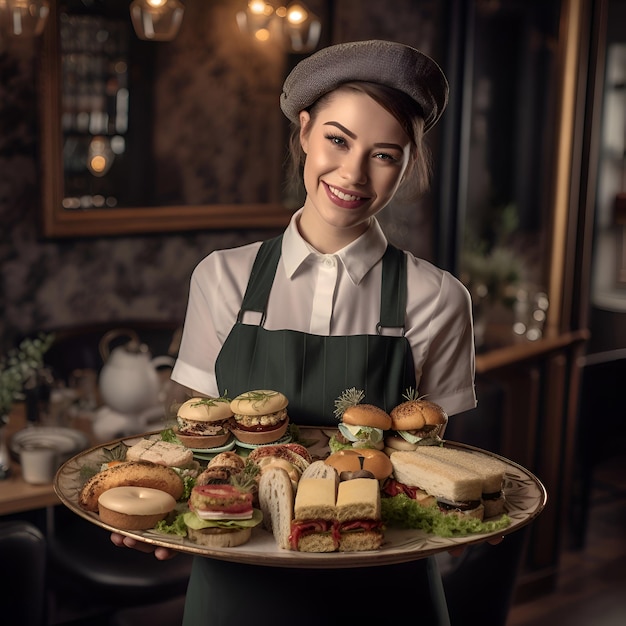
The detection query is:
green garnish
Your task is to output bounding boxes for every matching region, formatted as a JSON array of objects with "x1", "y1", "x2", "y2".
[
  {"x1": 381, "y1": 494, "x2": 511, "y2": 537},
  {"x1": 230, "y1": 461, "x2": 260, "y2": 493},
  {"x1": 333, "y1": 387, "x2": 365, "y2": 419},
  {"x1": 190, "y1": 394, "x2": 231, "y2": 408},
  {"x1": 237, "y1": 390, "x2": 280, "y2": 409}
]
